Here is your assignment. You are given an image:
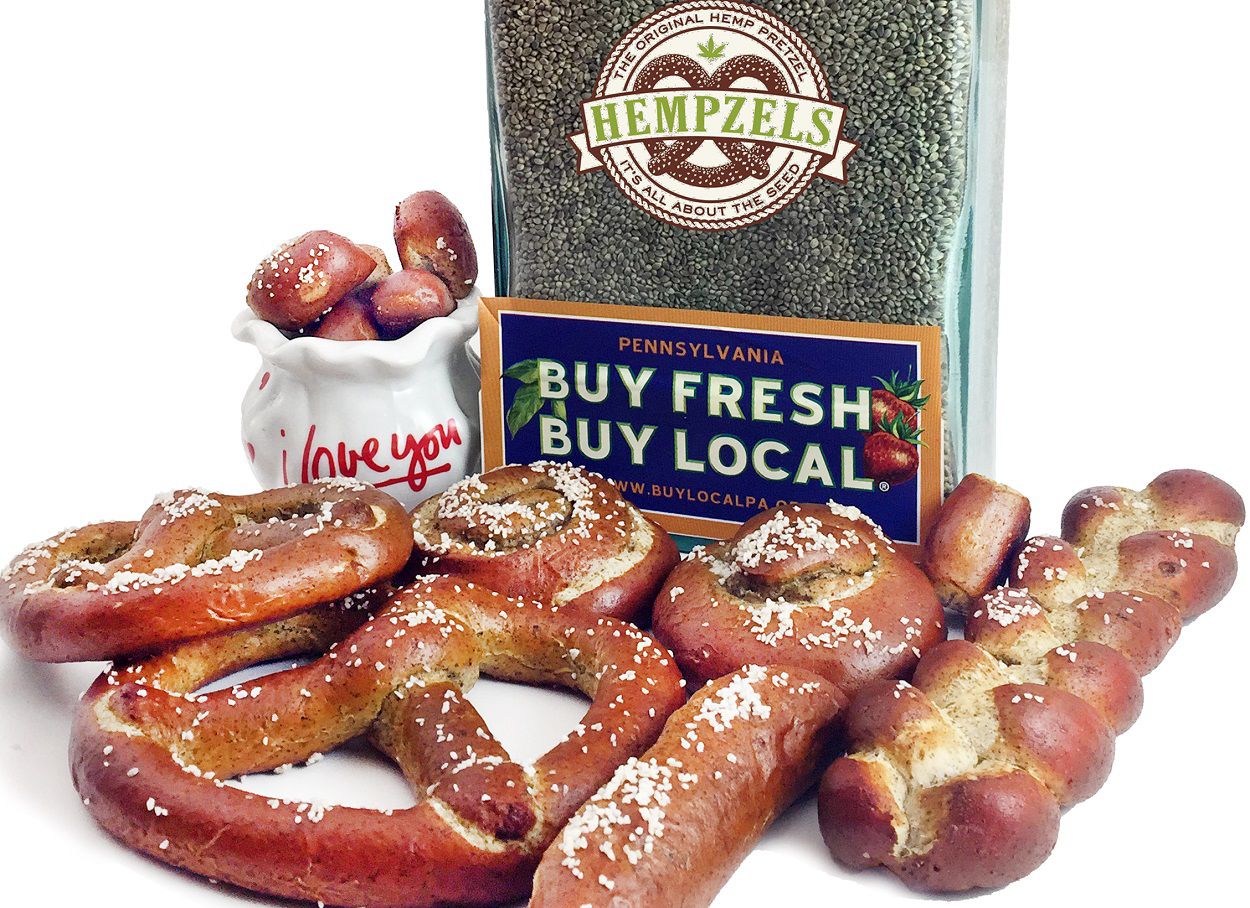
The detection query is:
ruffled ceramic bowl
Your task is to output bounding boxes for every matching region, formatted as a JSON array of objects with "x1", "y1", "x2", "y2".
[{"x1": 232, "y1": 291, "x2": 482, "y2": 509}]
